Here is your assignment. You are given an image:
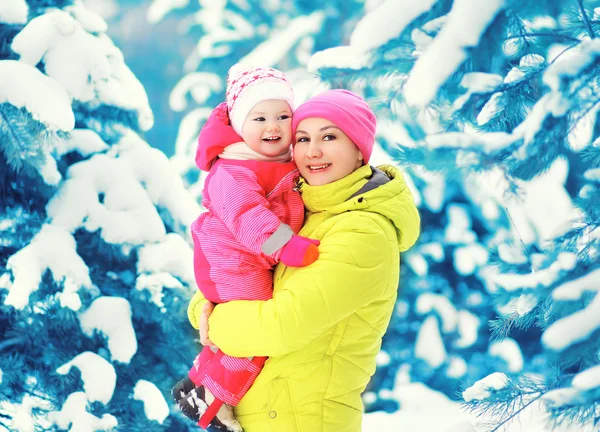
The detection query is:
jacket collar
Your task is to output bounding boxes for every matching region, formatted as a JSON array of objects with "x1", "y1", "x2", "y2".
[{"x1": 300, "y1": 164, "x2": 374, "y2": 213}]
